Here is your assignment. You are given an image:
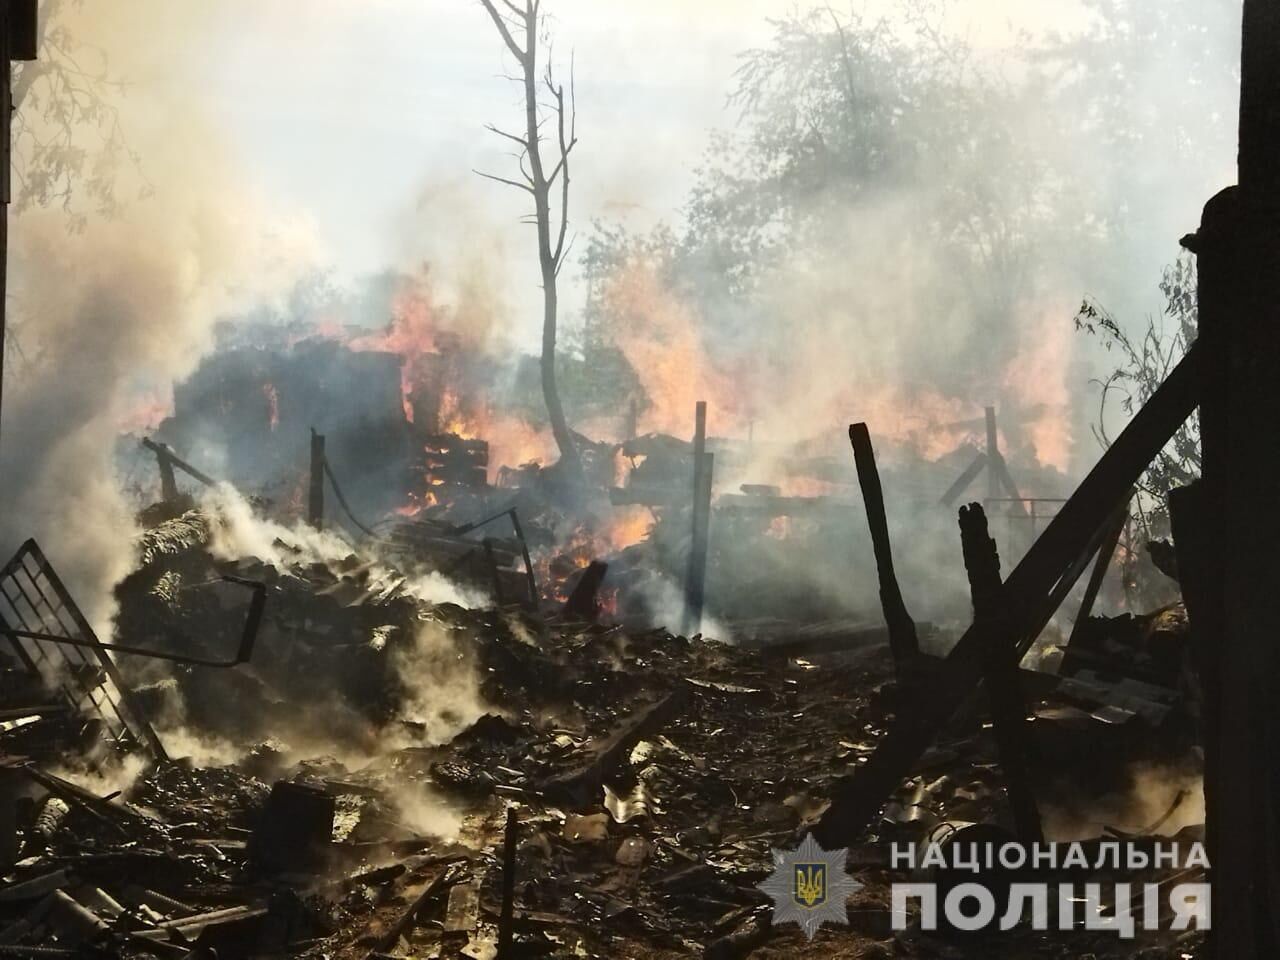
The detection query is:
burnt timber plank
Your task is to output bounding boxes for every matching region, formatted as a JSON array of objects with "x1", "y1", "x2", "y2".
[{"x1": 814, "y1": 343, "x2": 1200, "y2": 847}]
